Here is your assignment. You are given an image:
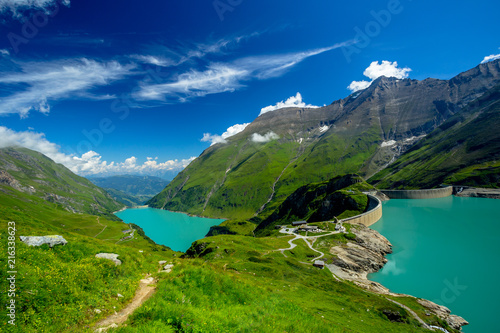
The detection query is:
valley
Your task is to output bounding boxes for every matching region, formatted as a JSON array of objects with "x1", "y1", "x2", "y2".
[{"x1": 1, "y1": 59, "x2": 499, "y2": 333}]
